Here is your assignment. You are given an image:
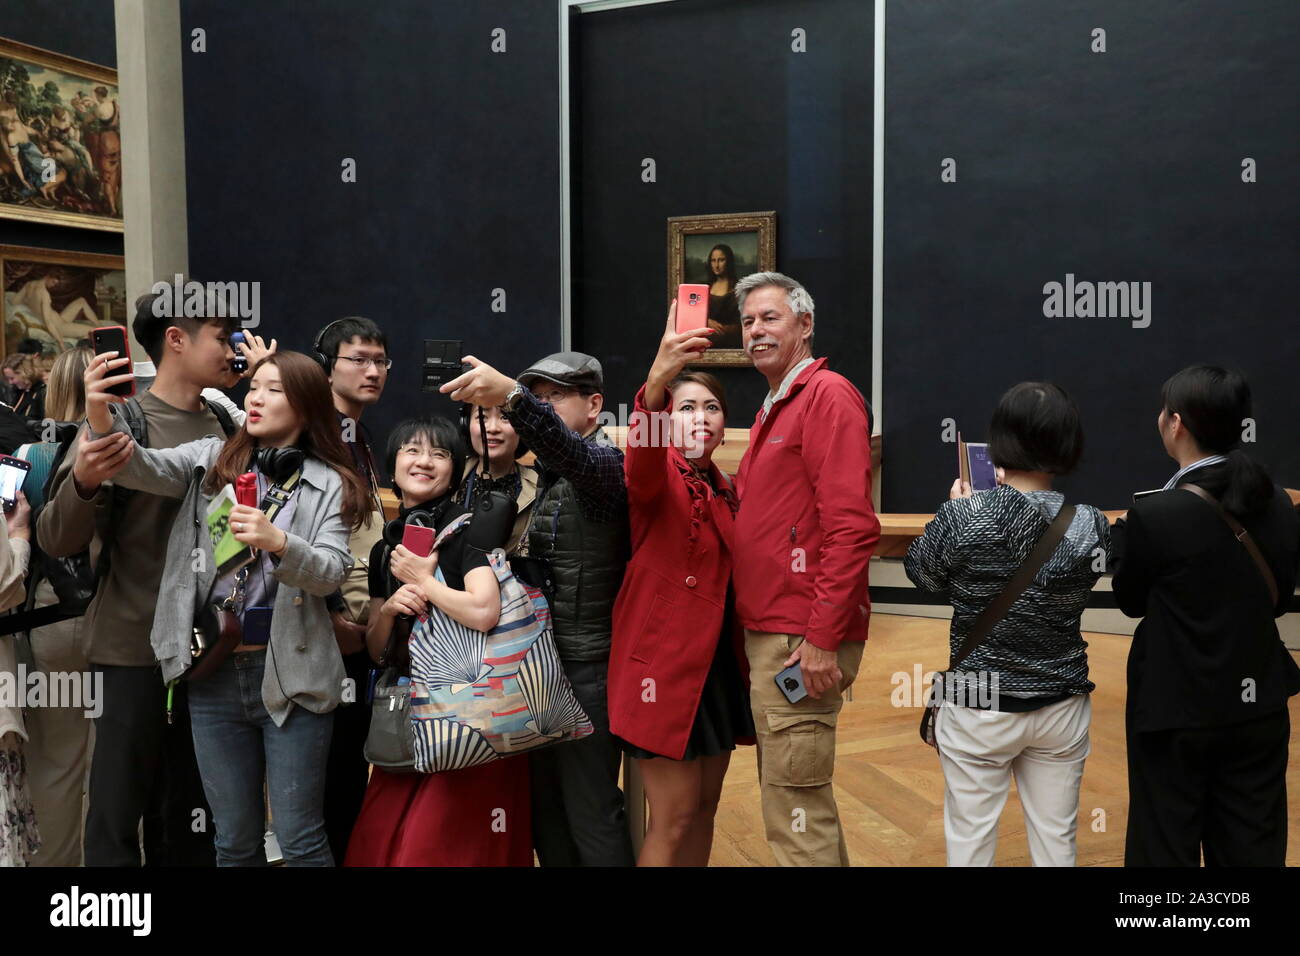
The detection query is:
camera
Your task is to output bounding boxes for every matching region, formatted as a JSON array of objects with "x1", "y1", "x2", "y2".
[{"x1": 422, "y1": 339, "x2": 467, "y2": 393}]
